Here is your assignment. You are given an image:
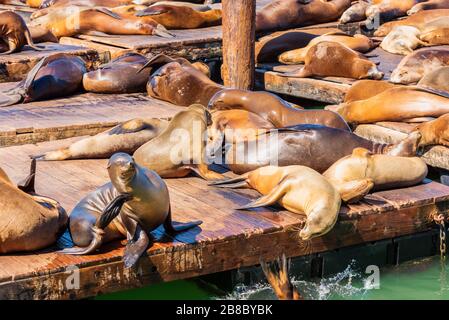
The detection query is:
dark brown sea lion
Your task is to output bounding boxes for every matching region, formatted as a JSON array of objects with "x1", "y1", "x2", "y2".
[
  {"x1": 414, "y1": 113, "x2": 449, "y2": 147},
  {"x1": 417, "y1": 65, "x2": 449, "y2": 96},
  {"x1": 260, "y1": 255, "x2": 302, "y2": 300},
  {"x1": 255, "y1": 0, "x2": 351, "y2": 33},
  {"x1": 211, "y1": 165, "x2": 341, "y2": 241},
  {"x1": 134, "y1": 104, "x2": 223, "y2": 180},
  {"x1": 0, "y1": 11, "x2": 43, "y2": 54},
  {"x1": 255, "y1": 28, "x2": 341, "y2": 63},
  {"x1": 339, "y1": 0, "x2": 370, "y2": 24},
  {"x1": 334, "y1": 86, "x2": 449, "y2": 124},
  {"x1": 390, "y1": 47, "x2": 449, "y2": 84},
  {"x1": 408, "y1": 0, "x2": 449, "y2": 15},
  {"x1": 0, "y1": 160, "x2": 68, "y2": 254},
  {"x1": 208, "y1": 89, "x2": 350, "y2": 131},
  {"x1": 34, "y1": 118, "x2": 168, "y2": 161},
  {"x1": 59, "y1": 153, "x2": 202, "y2": 268},
  {"x1": 279, "y1": 32, "x2": 376, "y2": 64},
  {"x1": 218, "y1": 124, "x2": 420, "y2": 175},
  {"x1": 83, "y1": 52, "x2": 151, "y2": 94},
  {"x1": 323, "y1": 147, "x2": 428, "y2": 203},
  {"x1": 143, "y1": 56, "x2": 222, "y2": 107},
  {"x1": 344, "y1": 80, "x2": 397, "y2": 103},
  {"x1": 374, "y1": 9, "x2": 449, "y2": 37},
  {"x1": 281, "y1": 41, "x2": 383, "y2": 80},
  {"x1": 135, "y1": 4, "x2": 222, "y2": 29},
  {"x1": 32, "y1": 7, "x2": 172, "y2": 38},
  {"x1": 0, "y1": 53, "x2": 87, "y2": 107}
]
